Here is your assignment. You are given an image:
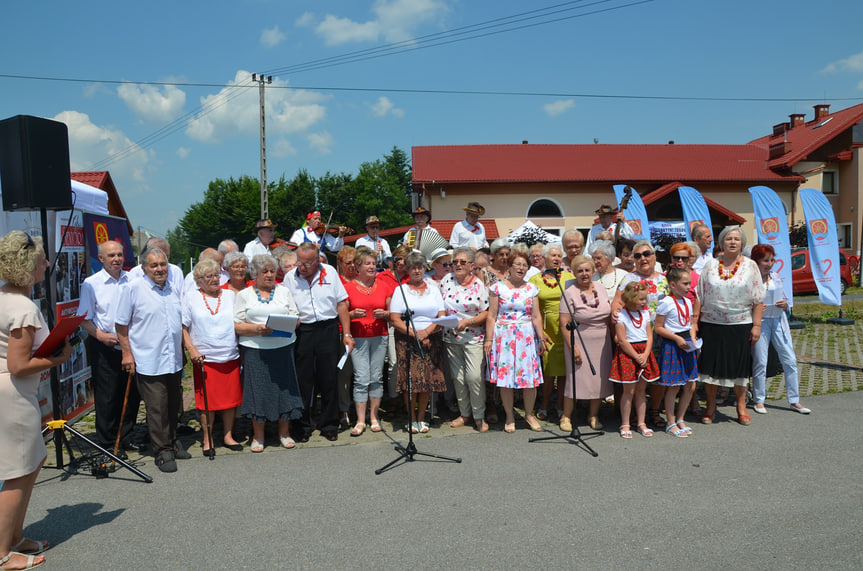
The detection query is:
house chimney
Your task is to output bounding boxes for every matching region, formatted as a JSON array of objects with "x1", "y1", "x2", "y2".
[
  {"x1": 522, "y1": 140, "x2": 528, "y2": 145},
  {"x1": 813, "y1": 104, "x2": 830, "y2": 120},
  {"x1": 773, "y1": 122, "x2": 789, "y2": 137},
  {"x1": 789, "y1": 113, "x2": 806, "y2": 128}
]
